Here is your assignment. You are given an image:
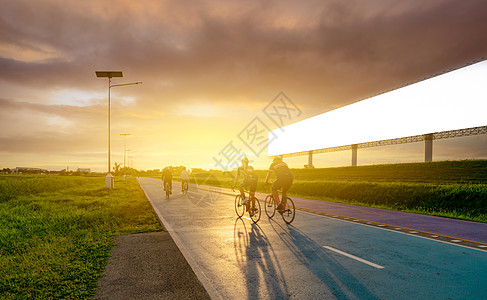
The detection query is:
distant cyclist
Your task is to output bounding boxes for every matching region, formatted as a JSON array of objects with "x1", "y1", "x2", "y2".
[
  {"x1": 264, "y1": 155, "x2": 293, "y2": 213},
  {"x1": 162, "y1": 167, "x2": 173, "y2": 194},
  {"x1": 180, "y1": 167, "x2": 189, "y2": 193},
  {"x1": 233, "y1": 157, "x2": 258, "y2": 214}
]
